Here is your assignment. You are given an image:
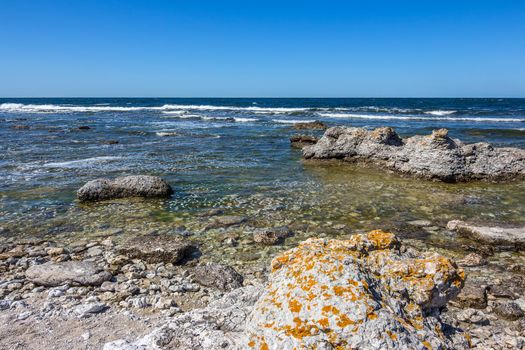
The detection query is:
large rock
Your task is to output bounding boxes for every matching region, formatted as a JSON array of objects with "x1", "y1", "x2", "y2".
[
  {"x1": 117, "y1": 234, "x2": 196, "y2": 264},
  {"x1": 303, "y1": 127, "x2": 525, "y2": 182},
  {"x1": 290, "y1": 134, "x2": 319, "y2": 149},
  {"x1": 26, "y1": 261, "x2": 111, "y2": 287},
  {"x1": 293, "y1": 120, "x2": 327, "y2": 130},
  {"x1": 105, "y1": 231, "x2": 467, "y2": 350},
  {"x1": 447, "y1": 220, "x2": 525, "y2": 249},
  {"x1": 77, "y1": 175, "x2": 173, "y2": 201},
  {"x1": 193, "y1": 263, "x2": 244, "y2": 291}
]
